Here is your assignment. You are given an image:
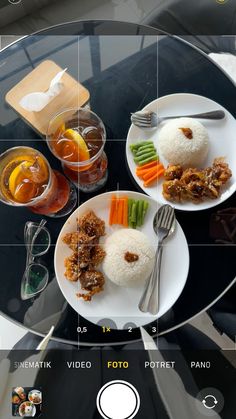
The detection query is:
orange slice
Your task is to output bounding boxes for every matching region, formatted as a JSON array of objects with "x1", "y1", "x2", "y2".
[
  {"x1": 14, "y1": 180, "x2": 37, "y2": 203},
  {"x1": 8, "y1": 155, "x2": 48, "y2": 199},
  {"x1": 9, "y1": 160, "x2": 34, "y2": 197},
  {"x1": 63, "y1": 129, "x2": 90, "y2": 161}
]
